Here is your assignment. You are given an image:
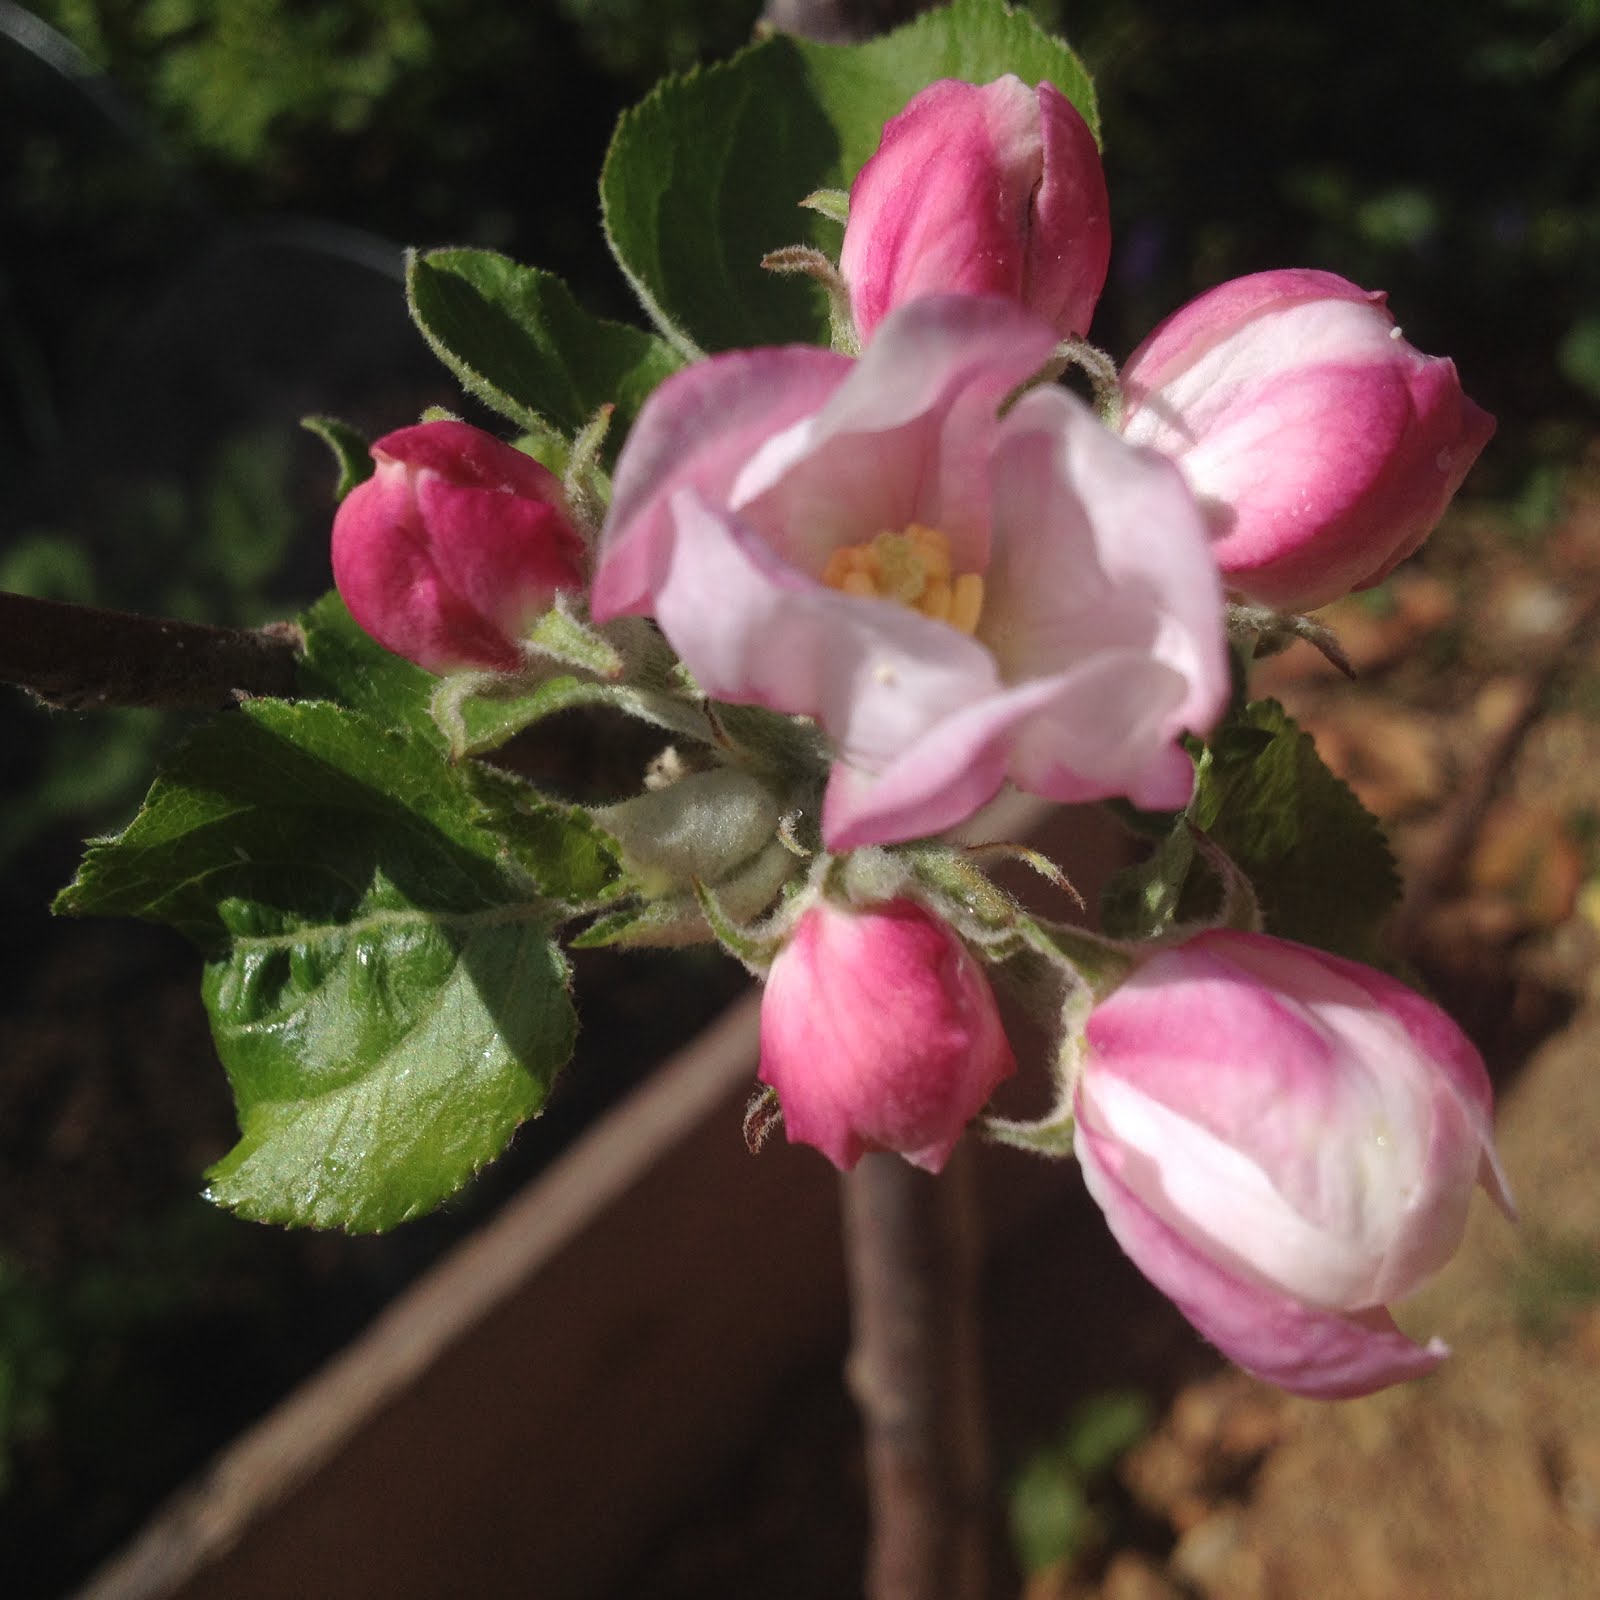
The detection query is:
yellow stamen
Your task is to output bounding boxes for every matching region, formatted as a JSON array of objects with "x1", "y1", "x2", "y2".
[
  {"x1": 820, "y1": 523, "x2": 984, "y2": 635},
  {"x1": 949, "y1": 573, "x2": 985, "y2": 636},
  {"x1": 921, "y1": 579, "x2": 953, "y2": 623}
]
